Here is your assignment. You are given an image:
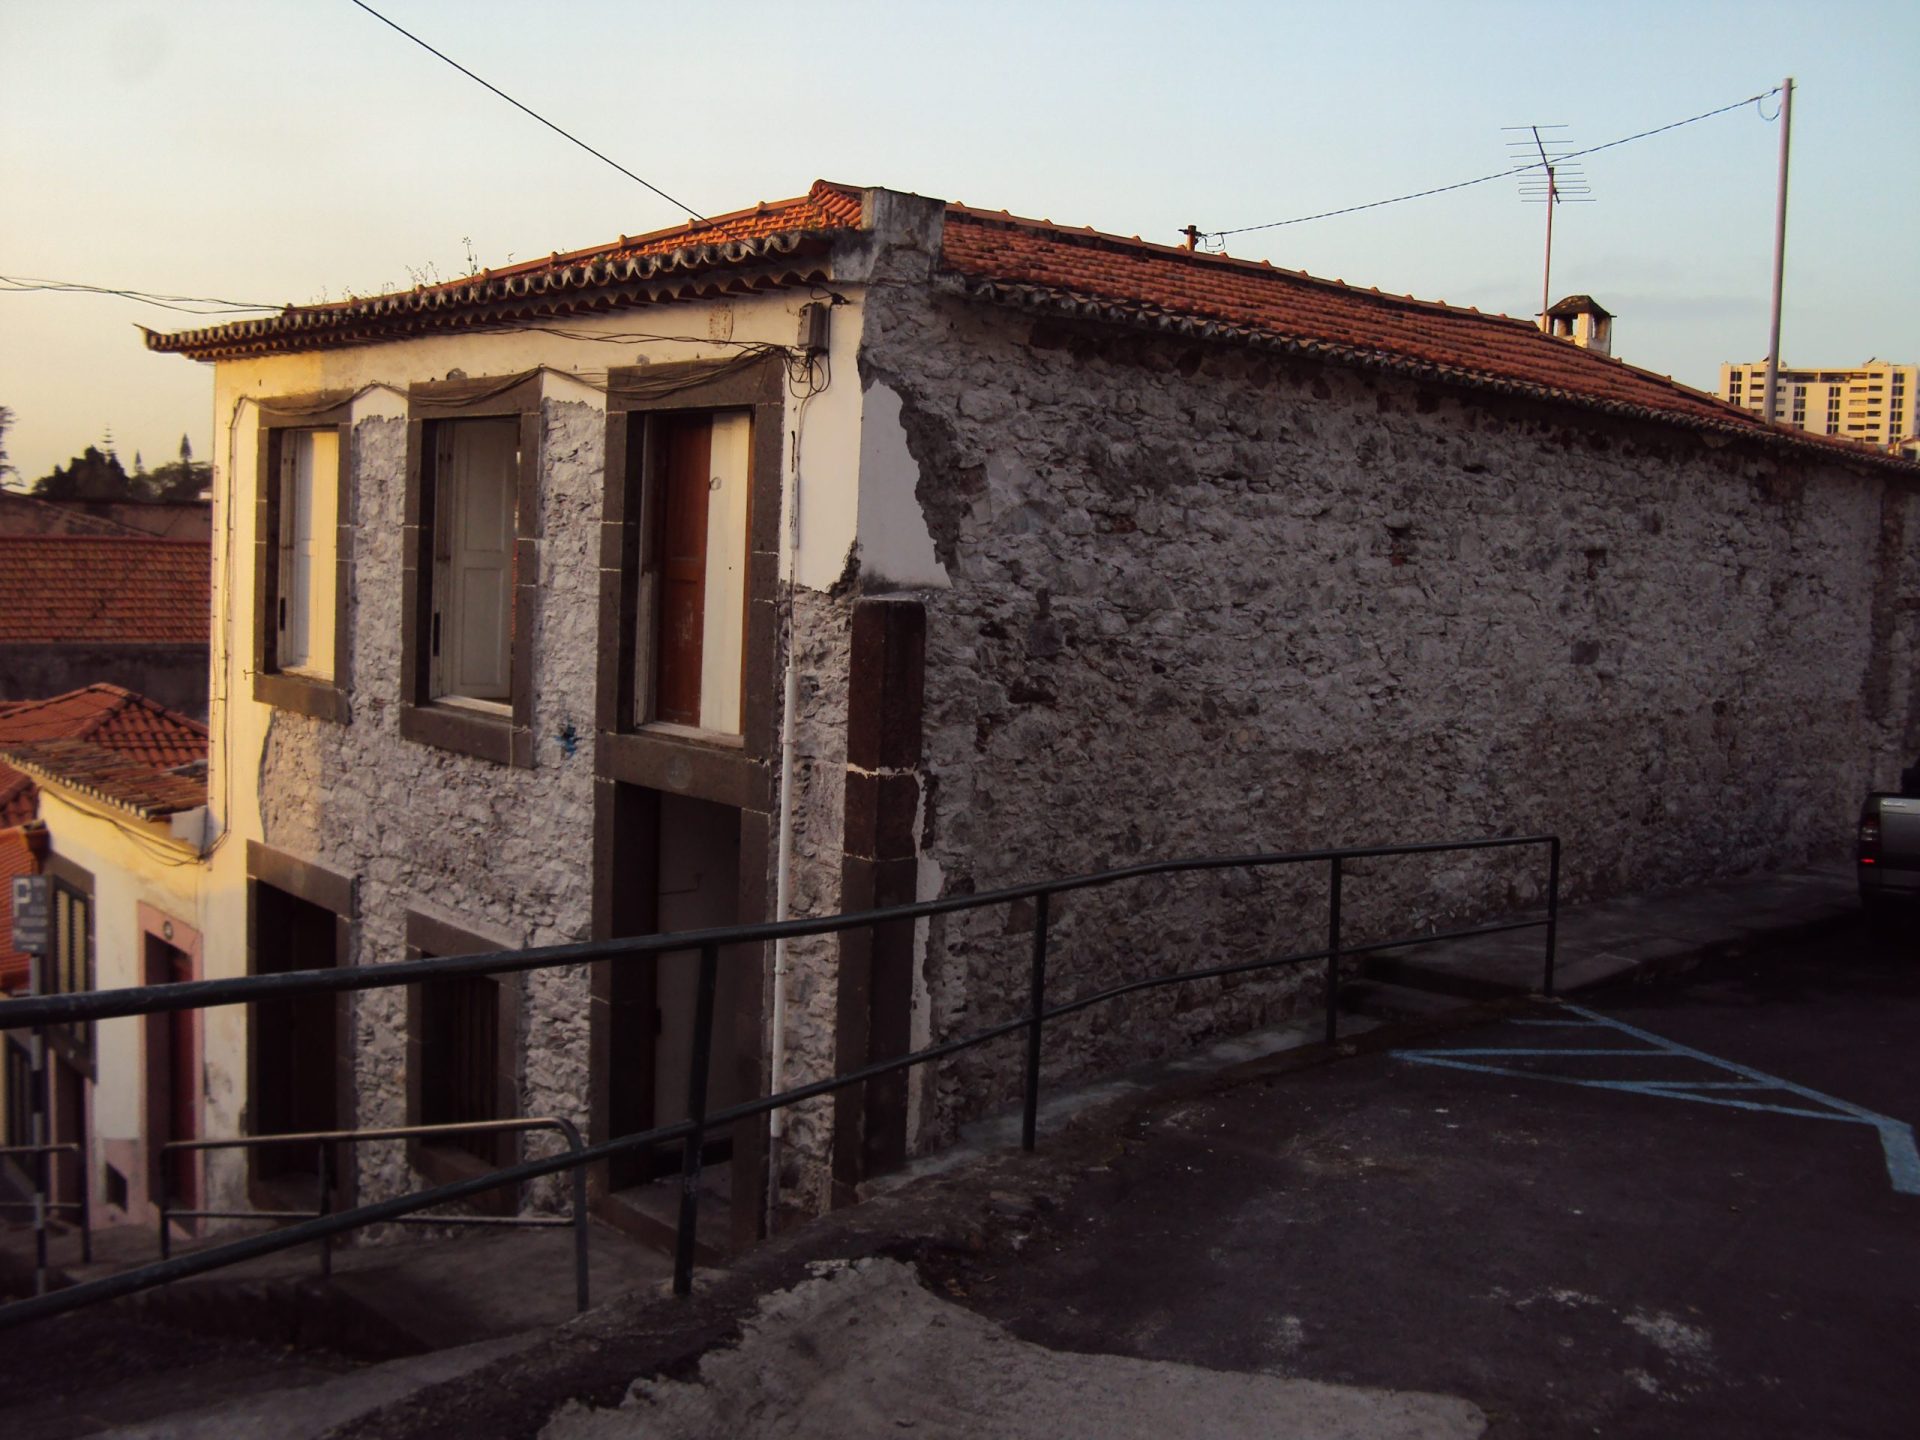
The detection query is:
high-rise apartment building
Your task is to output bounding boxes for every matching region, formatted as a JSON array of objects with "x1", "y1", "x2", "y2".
[{"x1": 1720, "y1": 359, "x2": 1917, "y2": 447}]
